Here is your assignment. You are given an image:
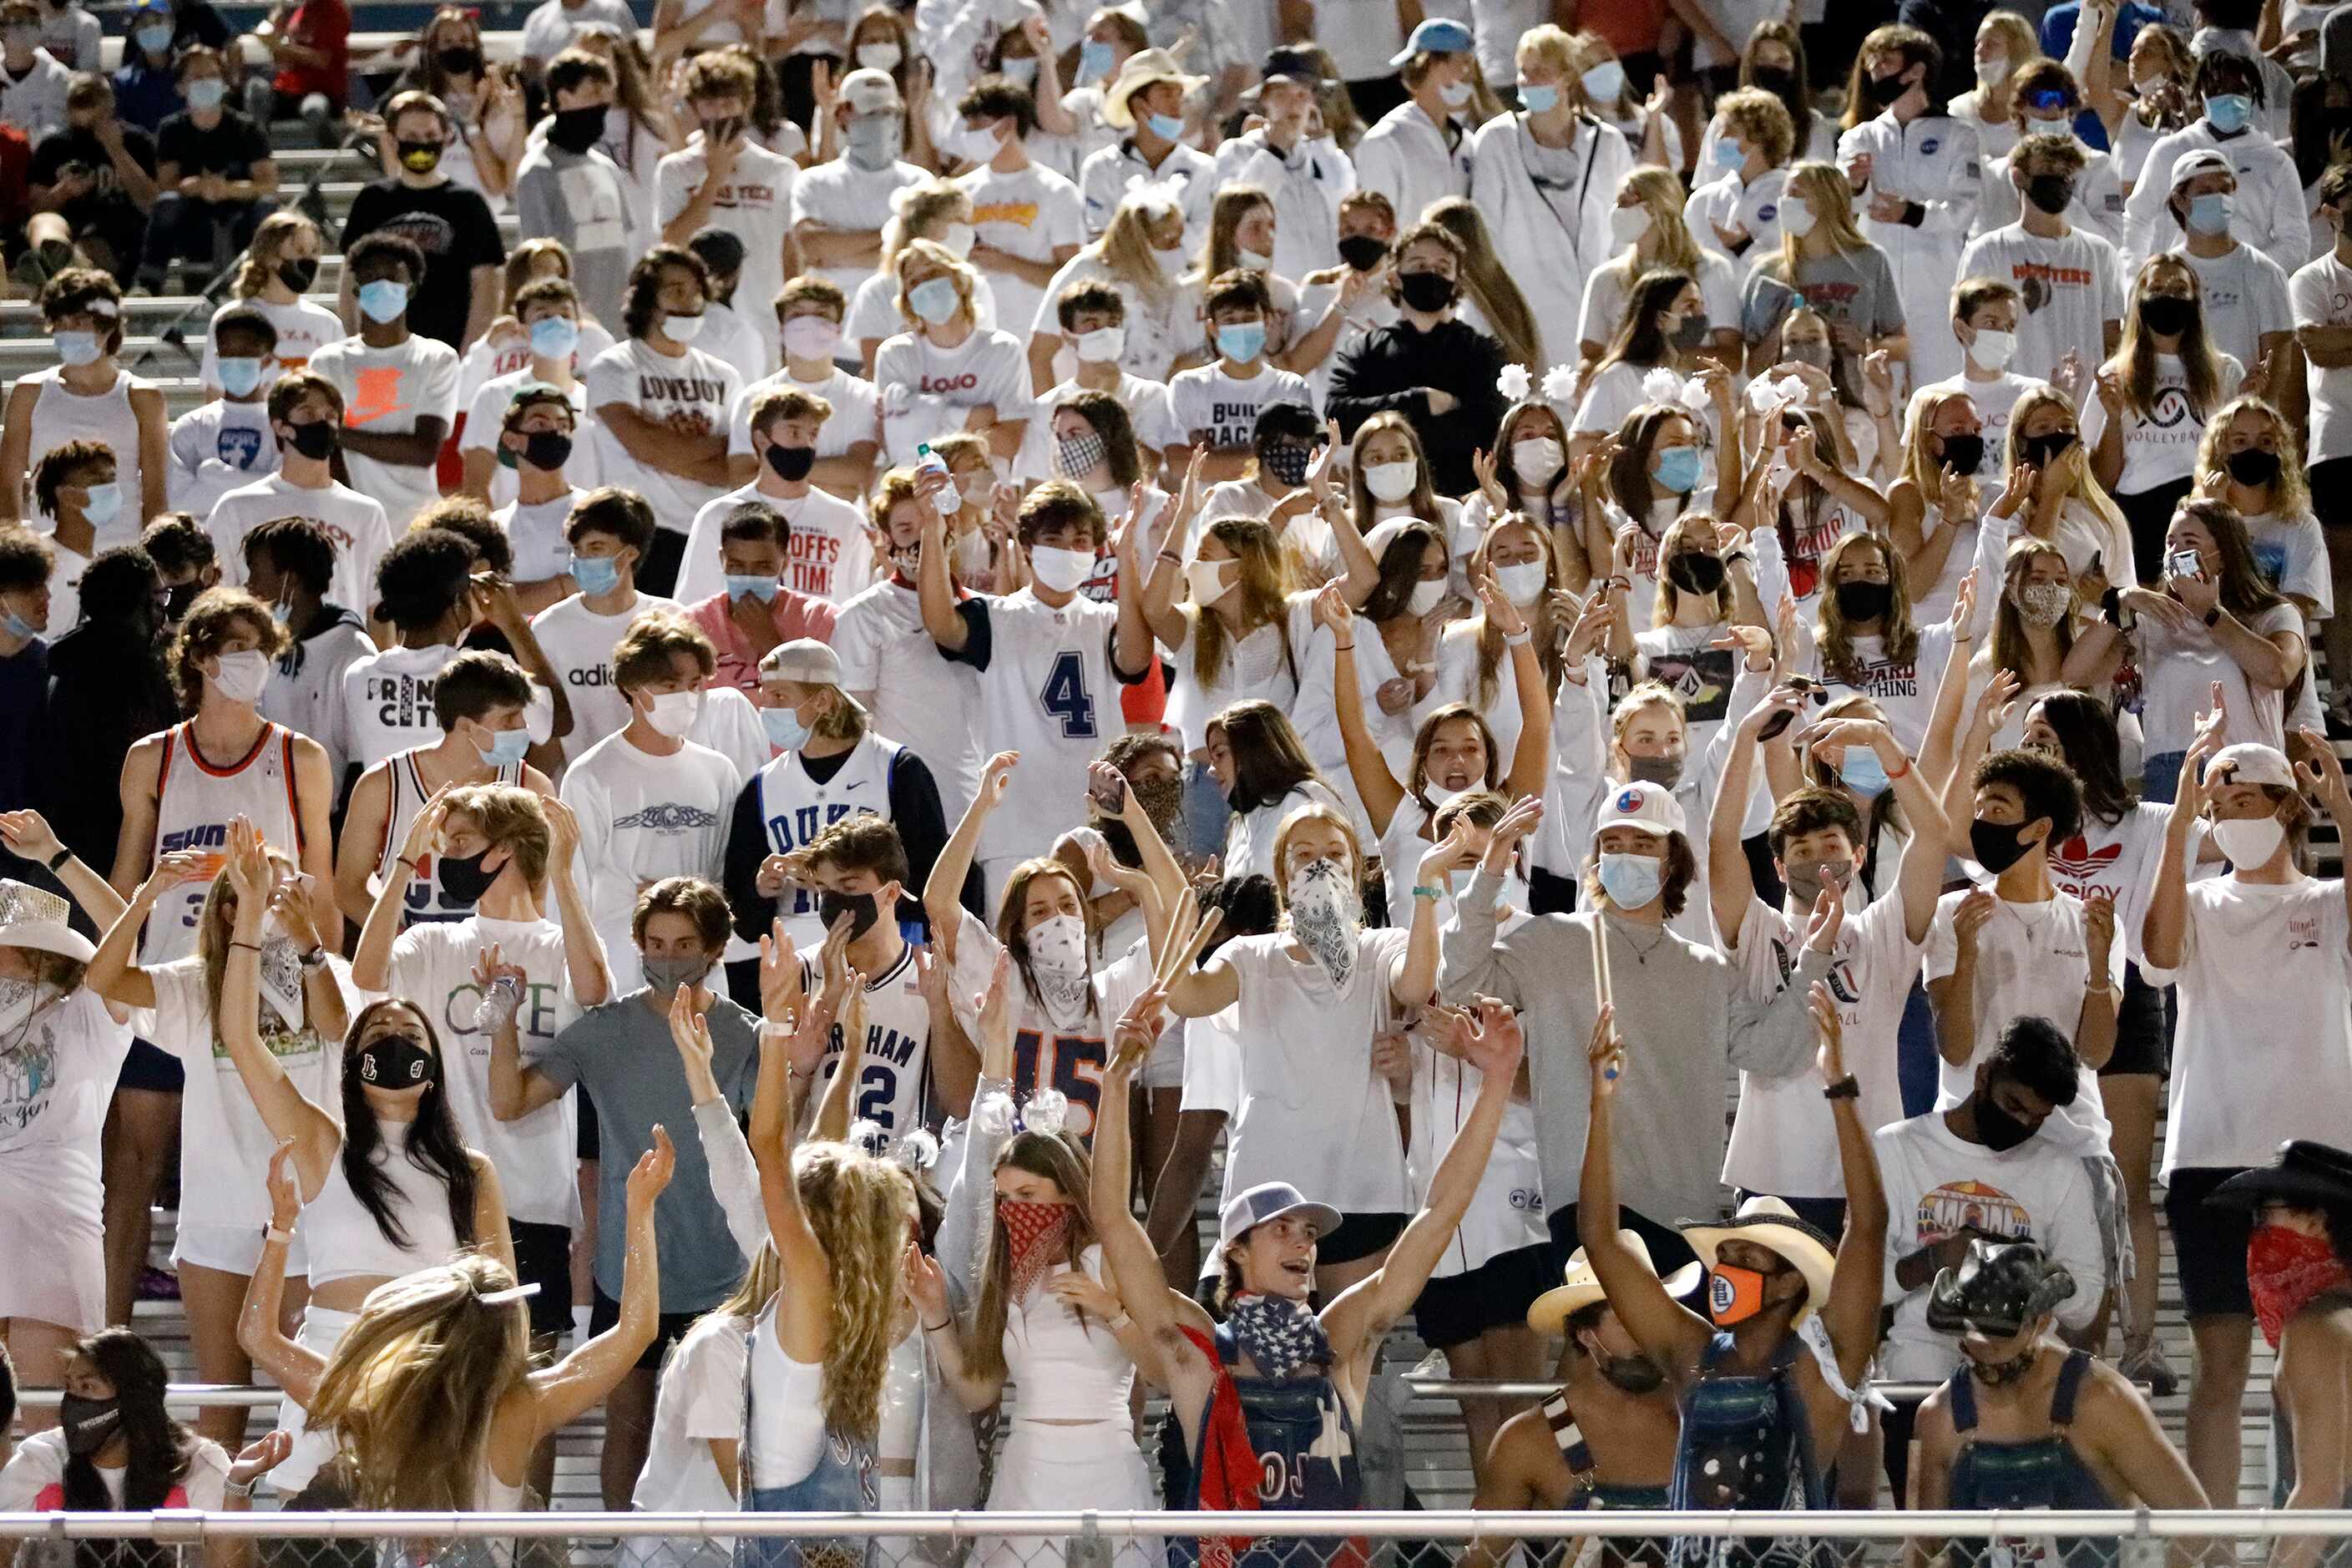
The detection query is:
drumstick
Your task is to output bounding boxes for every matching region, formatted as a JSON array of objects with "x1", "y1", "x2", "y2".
[
  {"x1": 1156, "y1": 905, "x2": 1223, "y2": 989},
  {"x1": 1591, "y1": 910, "x2": 1613, "y2": 1010}
]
